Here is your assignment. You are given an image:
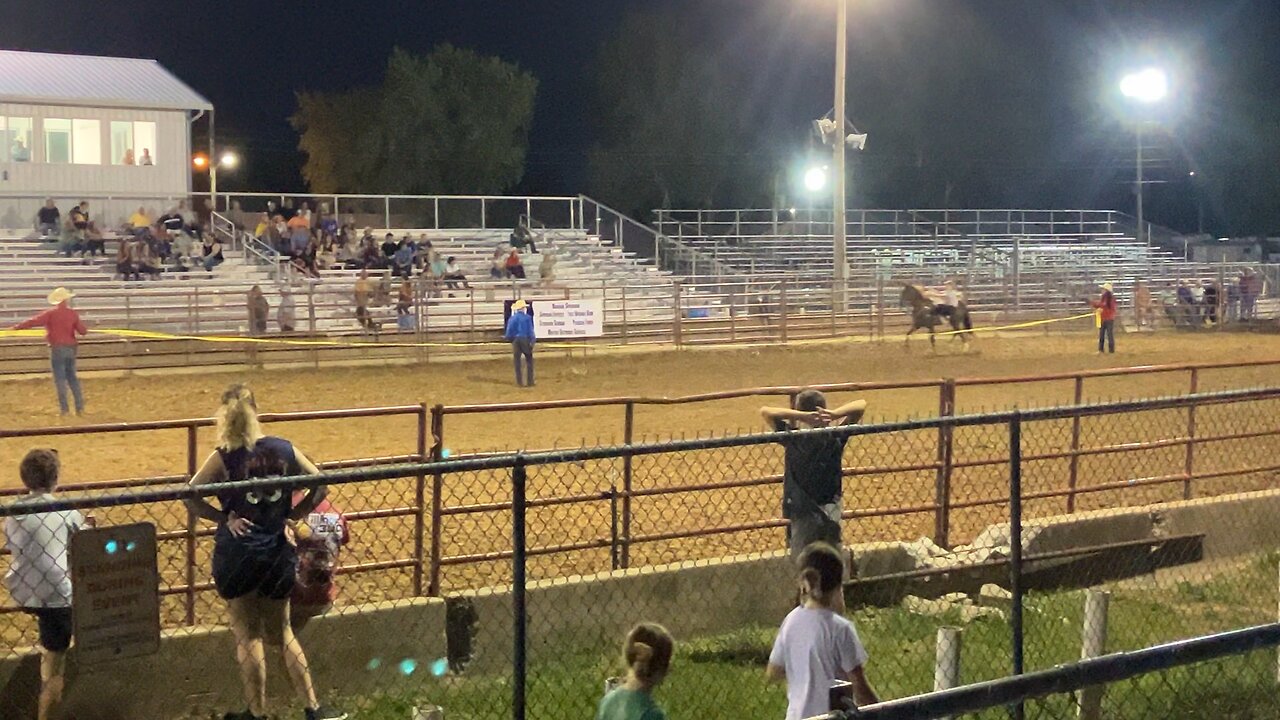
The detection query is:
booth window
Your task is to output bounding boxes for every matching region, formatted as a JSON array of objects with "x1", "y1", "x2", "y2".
[{"x1": 1, "y1": 117, "x2": 34, "y2": 162}]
